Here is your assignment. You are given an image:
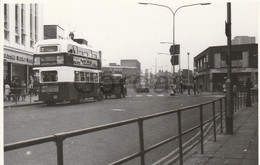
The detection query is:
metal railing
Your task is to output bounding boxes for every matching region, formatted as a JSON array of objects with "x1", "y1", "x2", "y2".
[{"x1": 4, "y1": 89, "x2": 258, "y2": 165}]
